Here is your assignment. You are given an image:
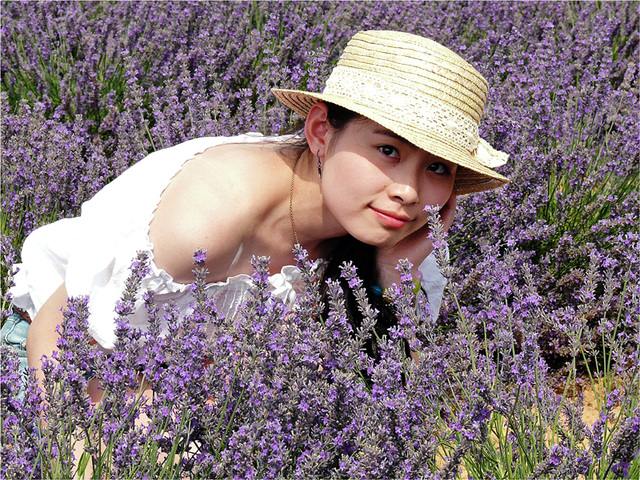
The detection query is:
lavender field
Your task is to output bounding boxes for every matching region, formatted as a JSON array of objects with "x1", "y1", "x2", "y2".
[{"x1": 1, "y1": 1, "x2": 639, "y2": 479}]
